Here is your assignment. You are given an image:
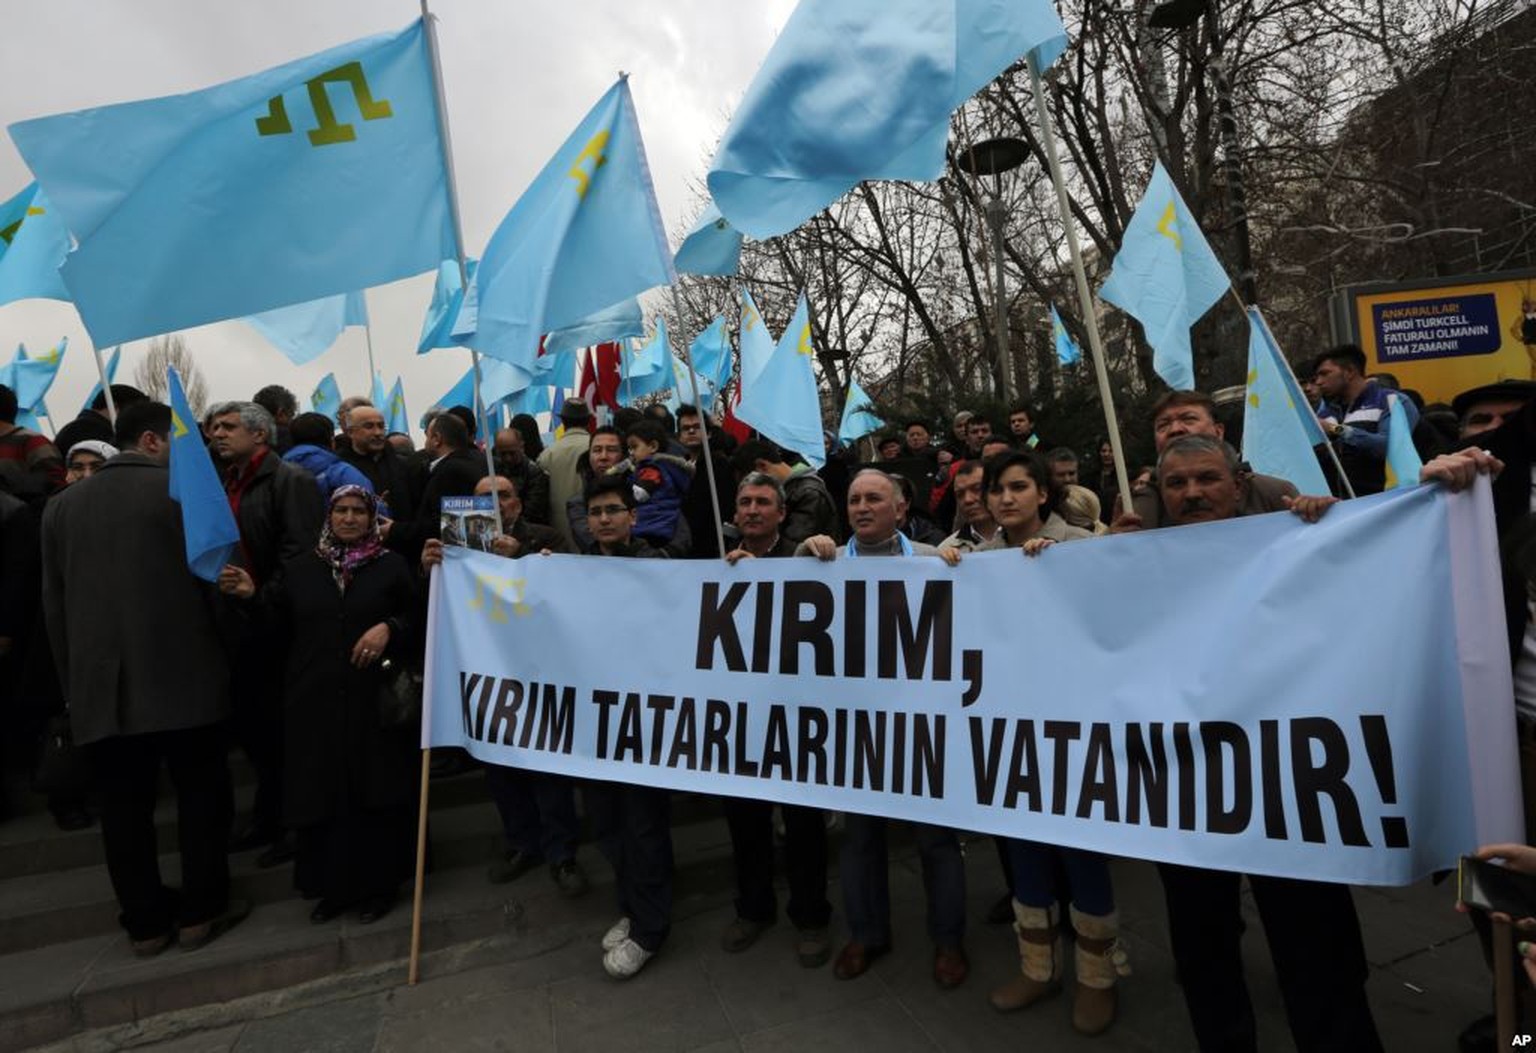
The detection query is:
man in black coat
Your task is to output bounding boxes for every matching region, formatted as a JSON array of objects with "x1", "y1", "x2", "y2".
[
  {"x1": 41, "y1": 401, "x2": 246, "y2": 955},
  {"x1": 208, "y1": 400, "x2": 326, "y2": 862},
  {"x1": 385, "y1": 411, "x2": 486, "y2": 563},
  {"x1": 339, "y1": 404, "x2": 421, "y2": 522},
  {"x1": 422, "y1": 472, "x2": 587, "y2": 898},
  {"x1": 491, "y1": 427, "x2": 551, "y2": 526}
]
